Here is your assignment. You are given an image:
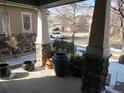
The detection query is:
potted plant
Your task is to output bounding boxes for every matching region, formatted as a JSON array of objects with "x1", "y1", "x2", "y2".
[
  {"x1": 51, "y1": 46, "x2": 69, "y2": 76},
  {"x1": 52, "y1": 52, "x2": 69, "y2": 77}
]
